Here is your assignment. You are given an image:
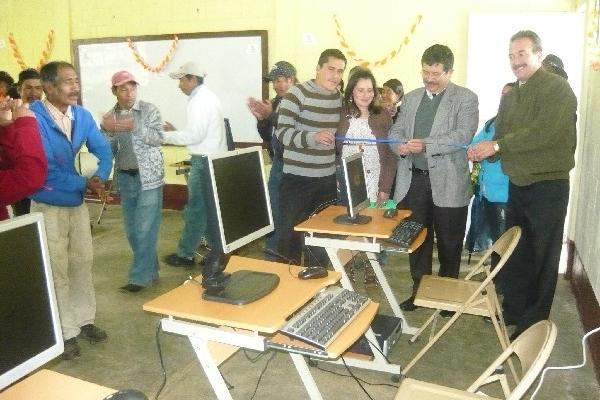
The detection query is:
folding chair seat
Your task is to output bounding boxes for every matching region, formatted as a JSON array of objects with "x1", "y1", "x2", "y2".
[
  {"x1": 402, "y1": 226, "x2": 522, "y2": 376},
  {"x1": 395, "y1": 320, "x2": 557, "y2": 400}
]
